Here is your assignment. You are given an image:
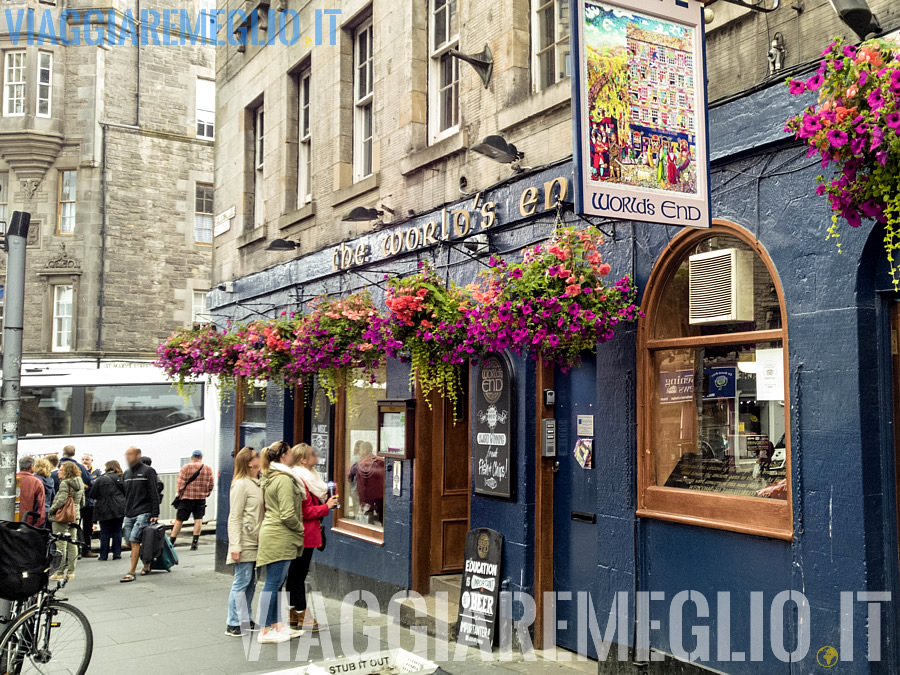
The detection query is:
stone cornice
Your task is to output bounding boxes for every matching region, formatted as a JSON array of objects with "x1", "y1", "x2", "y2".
[{"x1": 0, "y1": 129, "x2": 65, "y2": 183}]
